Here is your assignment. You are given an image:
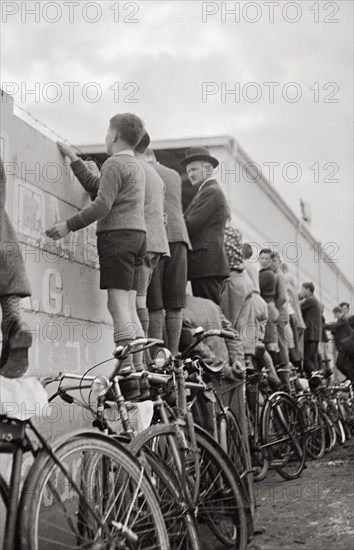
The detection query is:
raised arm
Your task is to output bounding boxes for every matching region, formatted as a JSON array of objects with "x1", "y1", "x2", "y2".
[
  {"x1": 57, "y1": 141, "x2": 99, "y2": 195},
  {"x1": 66, "y1": 158, "x2": 121, "y2": 232}
]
